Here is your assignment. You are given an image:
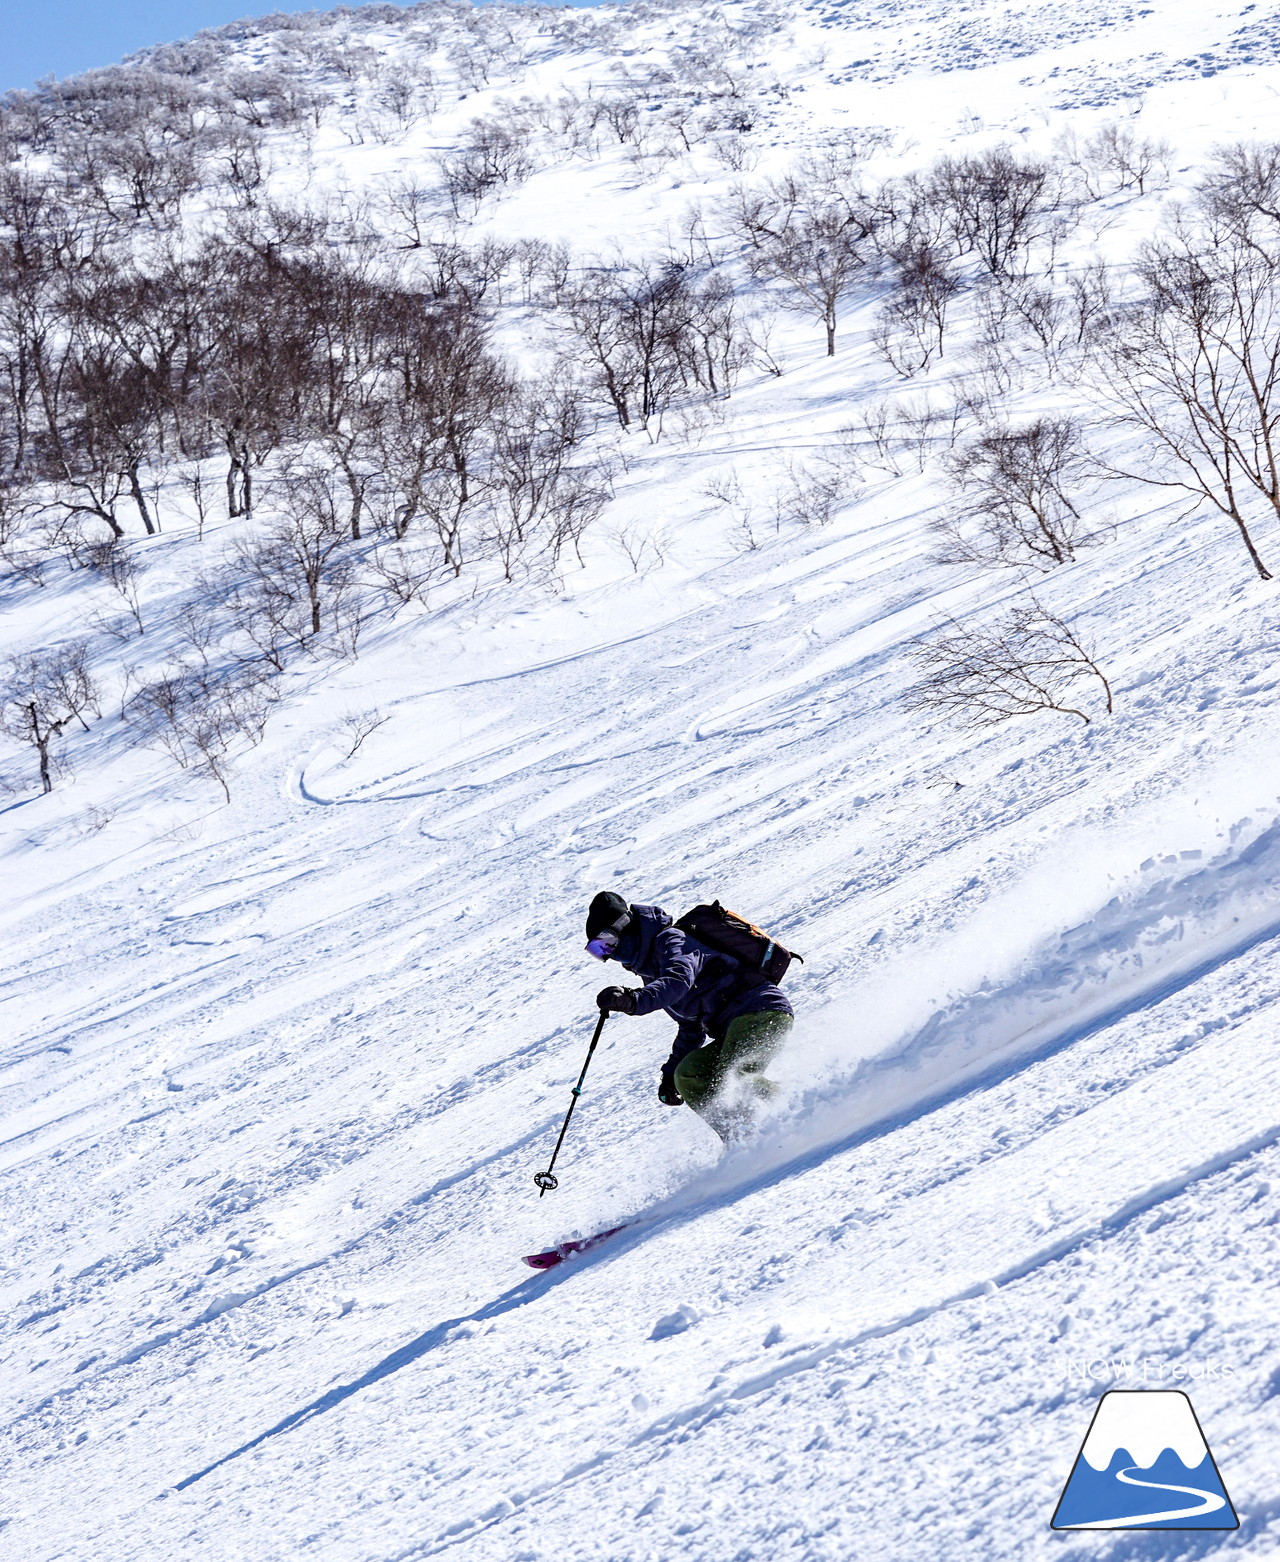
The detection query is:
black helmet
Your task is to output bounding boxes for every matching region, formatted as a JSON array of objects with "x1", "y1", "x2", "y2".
[{"x1": 585, "y1": 890, "x2": 632, "y2": 940}]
